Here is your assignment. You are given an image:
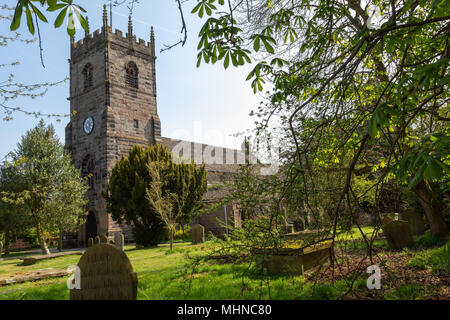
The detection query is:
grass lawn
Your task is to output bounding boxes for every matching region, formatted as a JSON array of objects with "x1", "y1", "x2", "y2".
[
  {"x1": 0, "y1": 234, "x2": 448, "y2": 300},
  {"x1": 0, "y1": 241, "x2": 356, "y2": 300}
]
